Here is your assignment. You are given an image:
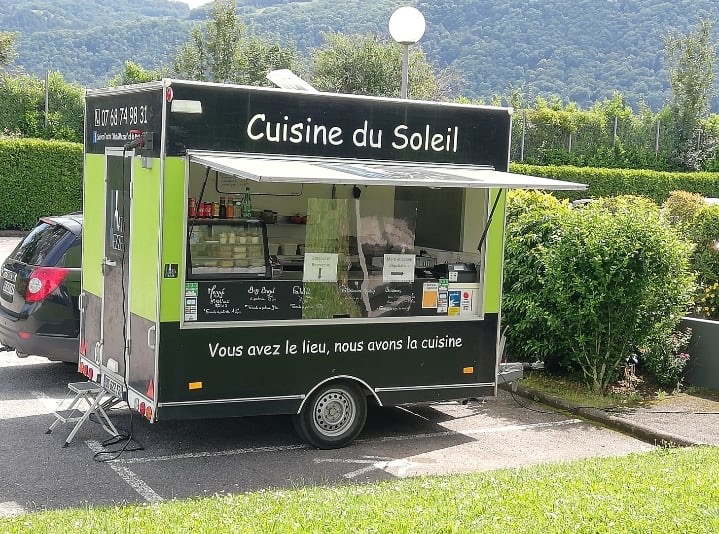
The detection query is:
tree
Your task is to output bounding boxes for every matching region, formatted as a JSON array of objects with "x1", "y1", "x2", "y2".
[
  {"x1": 310, "y1": 32, "x2": 443, "y2": 100},
  {"x1": 173, "y1": 0, "x2": 296, "y2": 85},
  {"x1": 108, "y1": 61, "x2": 167, "y2": 87},
  {"x1": 665, "y1": 19, "x2": 717, "y2": 169},
  {"x1": 0, "y1": 71, "x2": 83, "y2": 142},
  {"x1": 0, "y1": 32, "x2": 17, "y2": 68}
]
